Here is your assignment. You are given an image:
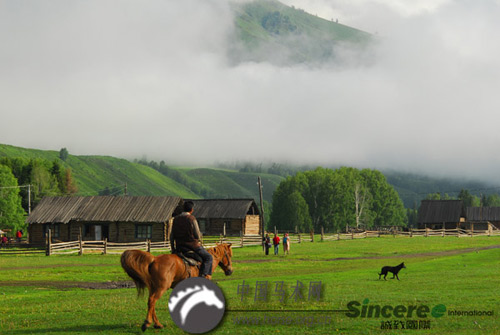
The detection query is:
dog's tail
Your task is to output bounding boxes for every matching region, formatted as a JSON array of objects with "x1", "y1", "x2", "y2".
[{"x1": 120, "y1": 249, "x2": 155, "y2": 296}]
